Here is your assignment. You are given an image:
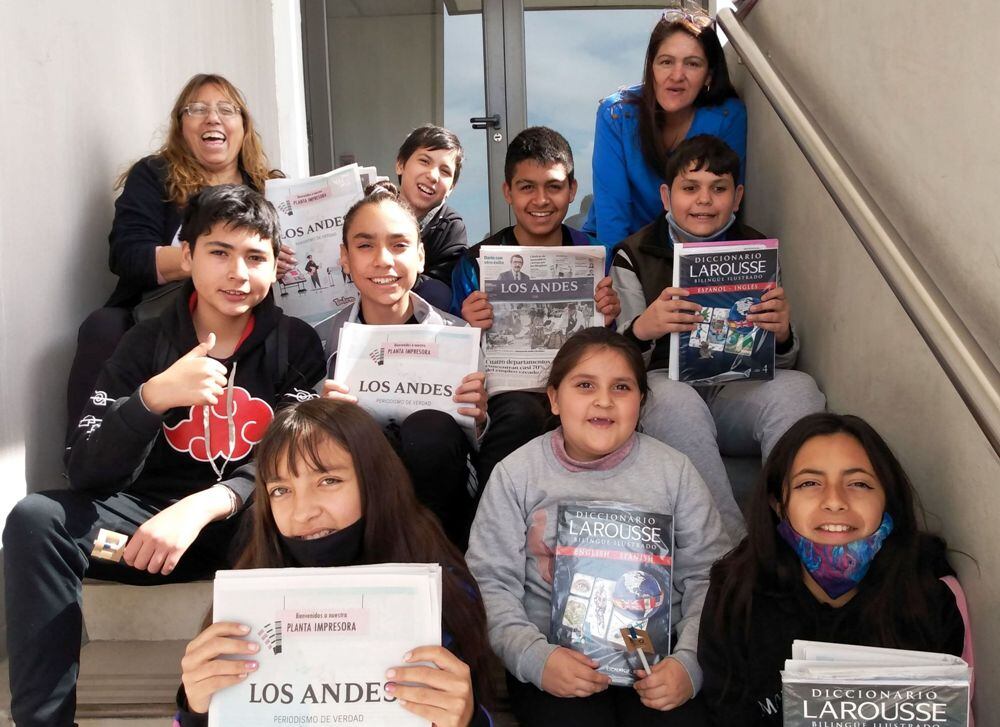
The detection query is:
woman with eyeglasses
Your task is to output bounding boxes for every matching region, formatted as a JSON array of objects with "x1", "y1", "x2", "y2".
[
  {"x1": 581, "y1": 3, "x2": 746, "y2": 249},
  {"x1": 66, "y1": 73, "x2": 290, "y2": 433}
]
